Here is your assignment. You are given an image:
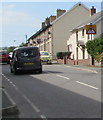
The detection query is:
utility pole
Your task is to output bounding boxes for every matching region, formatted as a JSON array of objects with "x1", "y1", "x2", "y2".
[
  {"x1": 13, "y1": 40, "x2": 16, "y2": 47},
  {"x1": 25, "y1": 34, "x2": 27, "y2": 44}
]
